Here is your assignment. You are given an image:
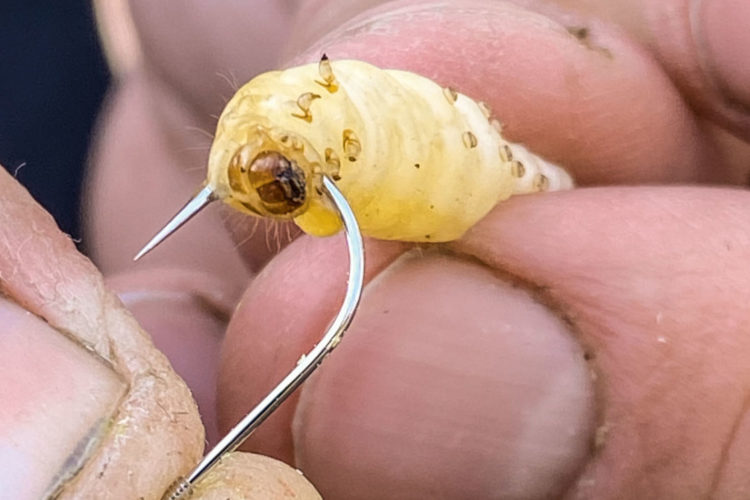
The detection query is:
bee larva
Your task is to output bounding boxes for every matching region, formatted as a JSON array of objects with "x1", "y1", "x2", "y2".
[{"x1": 207, "y1": 58, "x2": 573, "y2": 242}]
